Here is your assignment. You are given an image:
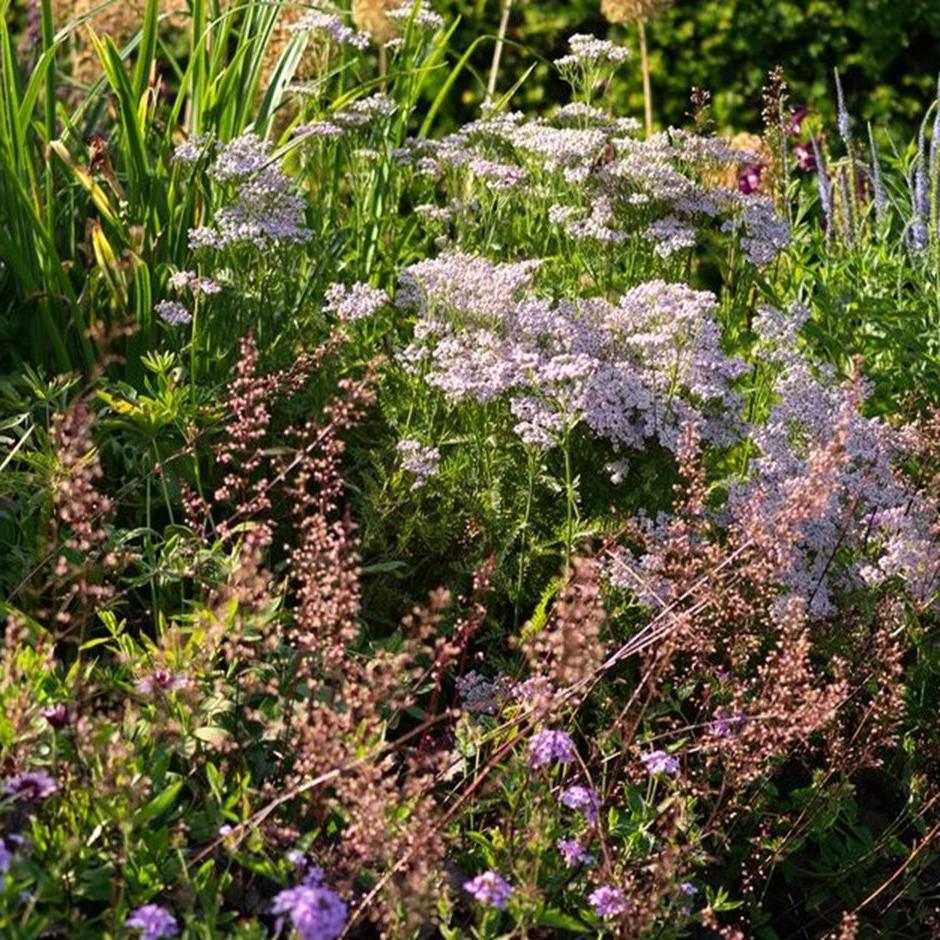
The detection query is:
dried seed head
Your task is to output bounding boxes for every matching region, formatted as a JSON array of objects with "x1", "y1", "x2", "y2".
[{"x1": 600, "y1": 0, "x2": 673, "y2": 25}]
